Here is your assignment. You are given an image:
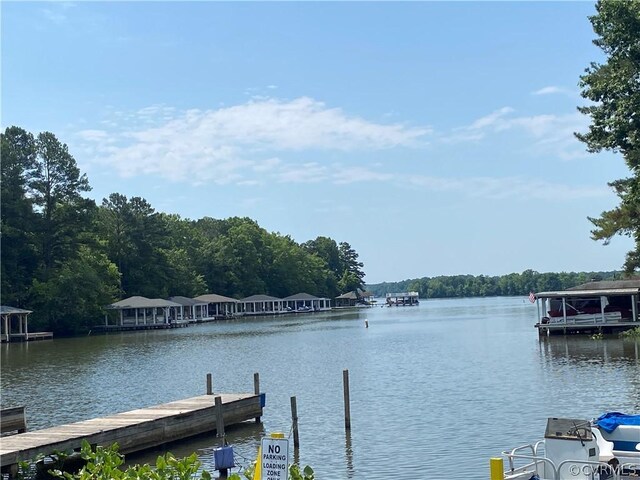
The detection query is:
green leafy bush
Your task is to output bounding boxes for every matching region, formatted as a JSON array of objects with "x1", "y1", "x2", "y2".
[
  {"x1": 619, "y1": 326, "x2": 640, "y2": 338},
  {"x1": 38, "y1": 440, "x2": 313, "y2": 480}
]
